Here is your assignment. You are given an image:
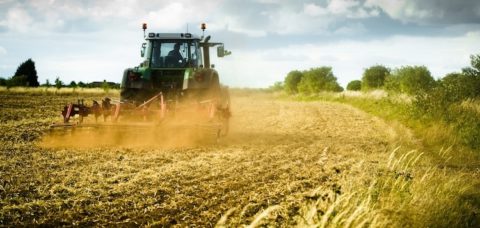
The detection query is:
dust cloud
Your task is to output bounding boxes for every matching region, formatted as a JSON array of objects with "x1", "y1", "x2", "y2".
[{"x1": 39, "y1": 112, "x2": 221, "y2": 149}]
